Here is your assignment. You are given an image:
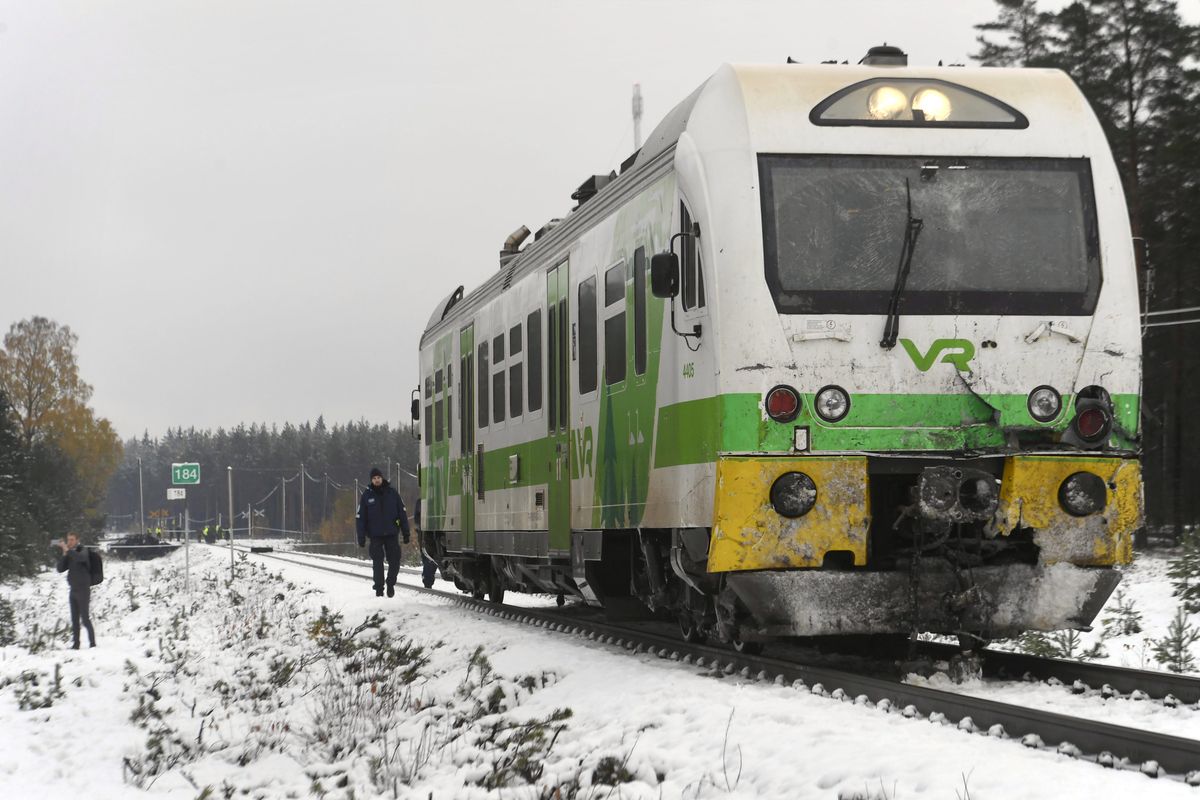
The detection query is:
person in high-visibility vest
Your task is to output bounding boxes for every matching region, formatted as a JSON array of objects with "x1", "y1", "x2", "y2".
[{"x1": 202, "y1": 525, "x2": 210, "y2": 543}]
